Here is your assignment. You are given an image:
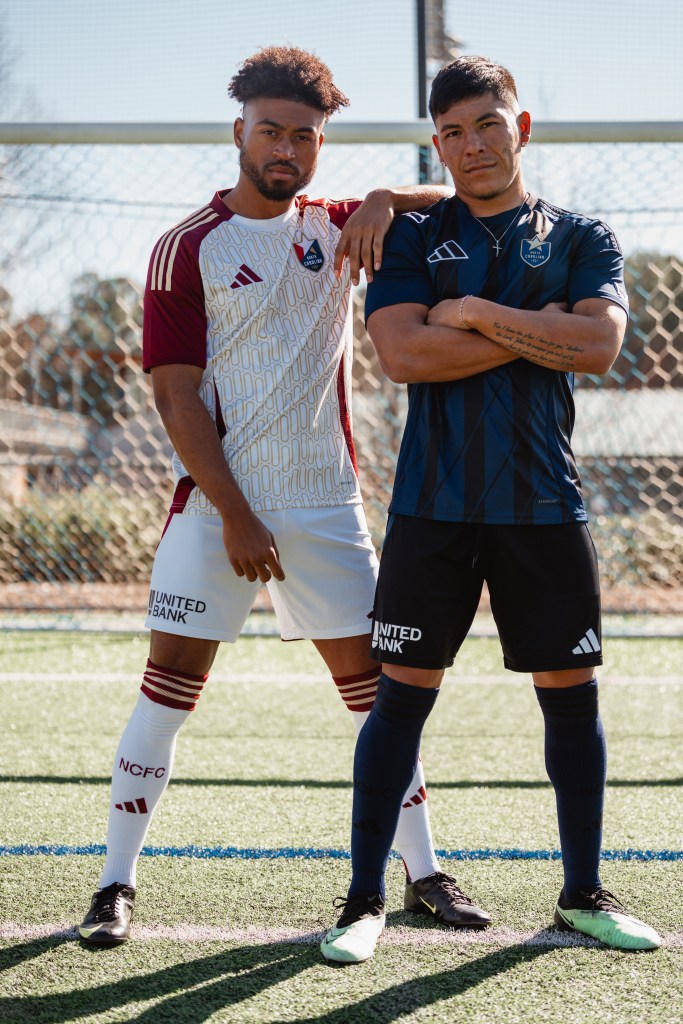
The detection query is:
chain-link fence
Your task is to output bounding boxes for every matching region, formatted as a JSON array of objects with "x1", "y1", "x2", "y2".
[{"x1": 0, "y1": 129, "x2": 682, "y2": 615}]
